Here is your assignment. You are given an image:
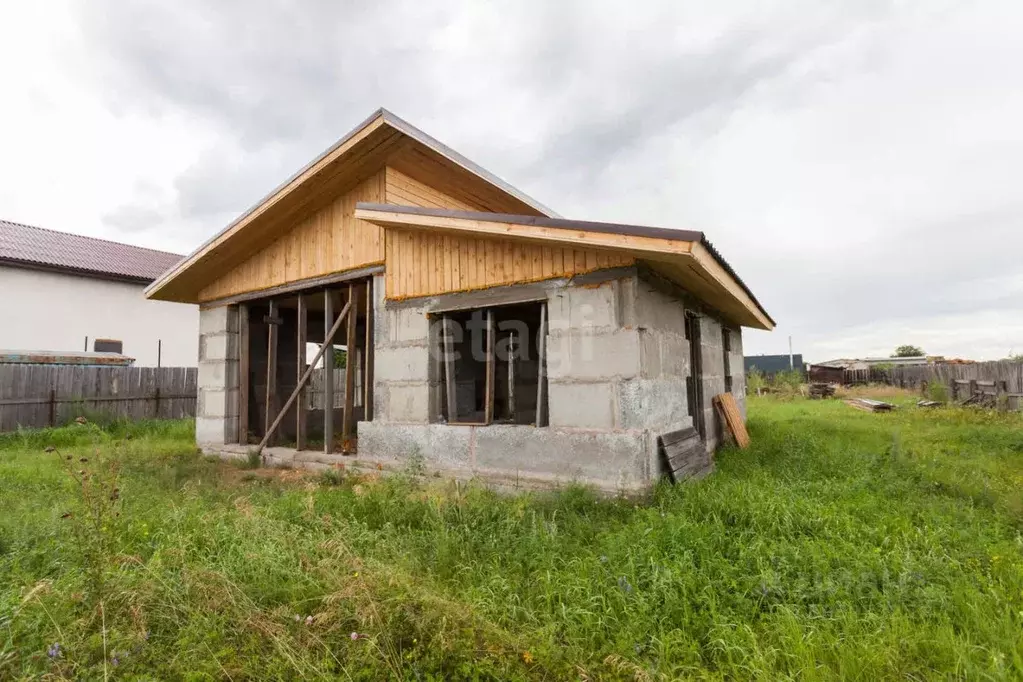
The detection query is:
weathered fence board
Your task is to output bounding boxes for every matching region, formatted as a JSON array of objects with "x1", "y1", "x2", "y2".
[
  {"x1": 0, "y1": 365, "x2": 197, "y2": 432},
  {"x1": 843, "y1": 360, "x2": 1023, "y2": 395}
]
